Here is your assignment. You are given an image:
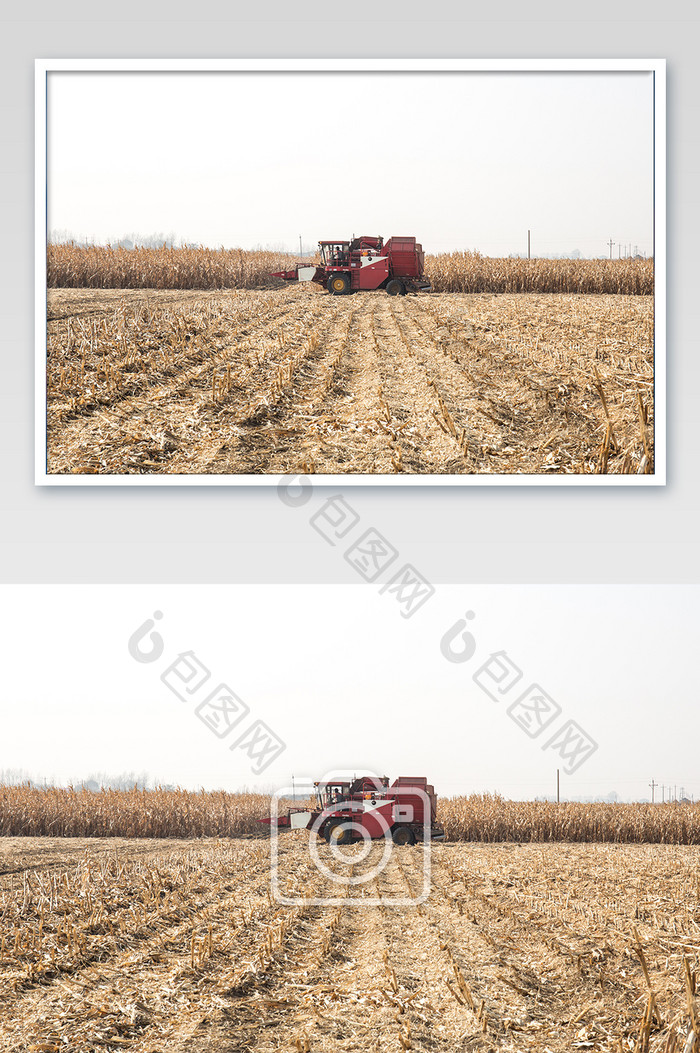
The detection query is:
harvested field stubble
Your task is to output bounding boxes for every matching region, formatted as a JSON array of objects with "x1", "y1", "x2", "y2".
[
  {"x1": 46, "y1": 283, "x2": 654, "y2": 476},
  {"x1": 1, "y1": 837, "x2": 700, "y2": 1052}
]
